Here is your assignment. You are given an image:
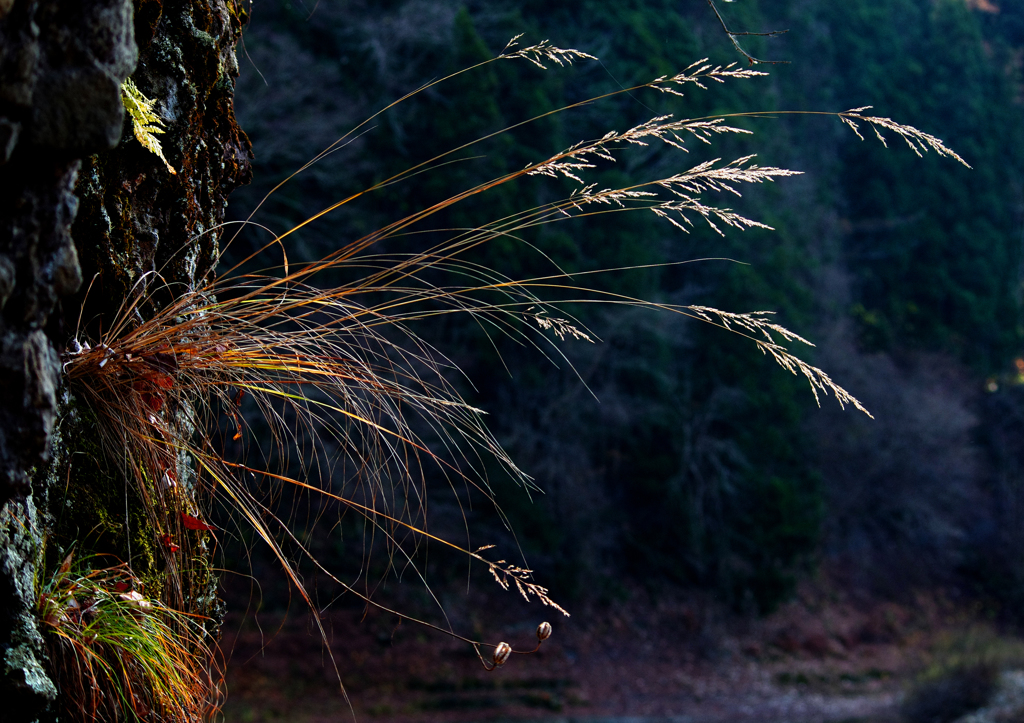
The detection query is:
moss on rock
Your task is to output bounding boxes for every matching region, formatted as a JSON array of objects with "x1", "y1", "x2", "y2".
[{"x1": 2, "y1": 1, "x2": 251, "y2": 720}]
